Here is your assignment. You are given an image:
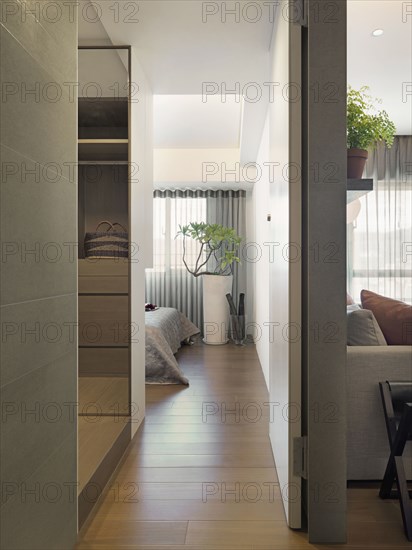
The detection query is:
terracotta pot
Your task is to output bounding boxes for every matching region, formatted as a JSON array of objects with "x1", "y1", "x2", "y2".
[{"x1": 347, "y1": 148, "x2": 368, "y2": 179}]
